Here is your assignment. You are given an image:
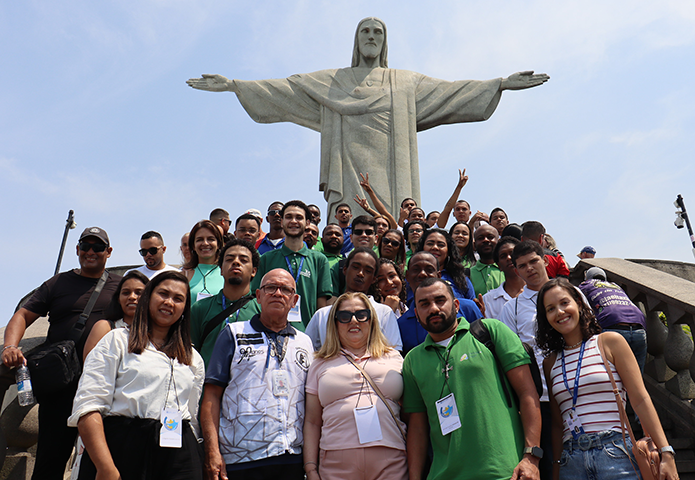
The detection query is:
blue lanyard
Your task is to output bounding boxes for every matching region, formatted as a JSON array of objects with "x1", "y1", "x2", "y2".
[
  {"x1": 221, "y1": 296, "x2": 241, "y2": 326},
  {"x1": 561, "y1": 341, "x2": 587, "y2": 409},
  {"x1": 284, "y1": 255, "x2": 305, "y2": 284}
]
